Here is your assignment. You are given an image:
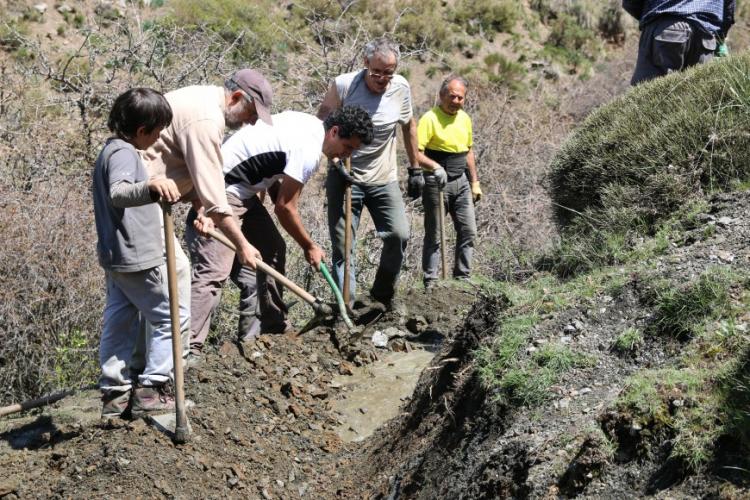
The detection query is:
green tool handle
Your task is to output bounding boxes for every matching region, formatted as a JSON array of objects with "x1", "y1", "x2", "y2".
[{"x1": 319, "y1": 262, "x2": 355, "y2": 330}]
